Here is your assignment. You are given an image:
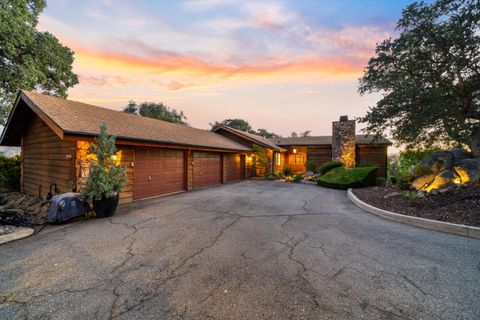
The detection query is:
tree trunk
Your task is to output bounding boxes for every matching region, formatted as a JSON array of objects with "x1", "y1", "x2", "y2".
[{"x1": 471, "y1": 130, "x2": 480, "y2": 158}]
